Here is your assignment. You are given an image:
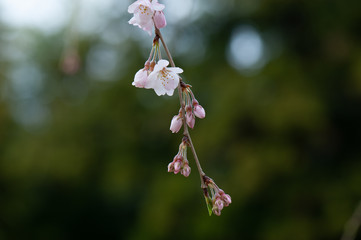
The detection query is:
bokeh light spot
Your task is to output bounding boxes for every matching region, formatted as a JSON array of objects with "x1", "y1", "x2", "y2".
[
  {"x1": 0, "y1": 0, "x2": 69, "y2": 33},
  {"x1": 227, "y1": 25, "x2": 266, "y2": 74}
]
